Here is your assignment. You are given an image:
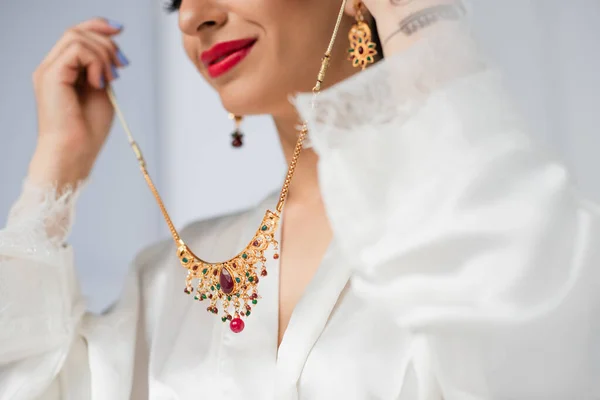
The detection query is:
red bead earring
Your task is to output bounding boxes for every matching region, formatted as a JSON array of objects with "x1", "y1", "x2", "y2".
[{"x1": 229, "y1": 114, "x2": 244, "y2": 148}]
